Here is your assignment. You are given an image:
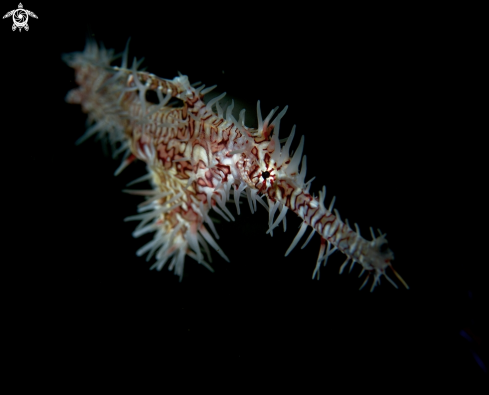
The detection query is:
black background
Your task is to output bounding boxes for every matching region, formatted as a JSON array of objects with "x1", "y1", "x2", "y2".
[{"x1": 2, "y1": 2, "x2": 486, "y2": 385}]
